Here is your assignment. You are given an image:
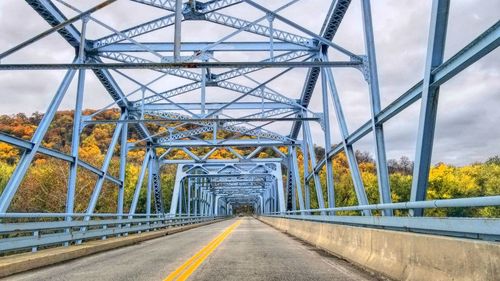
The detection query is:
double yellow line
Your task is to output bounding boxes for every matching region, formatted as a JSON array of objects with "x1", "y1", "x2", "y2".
[{"x1": 164, "y1": 220, "x2": 242, "y2": 281}]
